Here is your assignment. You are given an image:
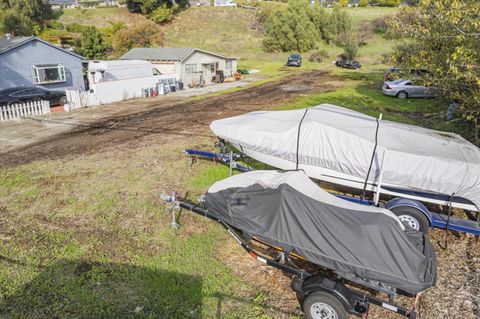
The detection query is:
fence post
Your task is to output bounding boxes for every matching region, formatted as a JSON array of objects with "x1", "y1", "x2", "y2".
[
  {"x1": 43, "y1": 101, "x2": 51, "y2": 114},
  {"x1": 13, "y1": 104, "x2": 19, "y2": 119},
  {"x1": 0, "y1": 107, "x2": 4, "y2": 121}
]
